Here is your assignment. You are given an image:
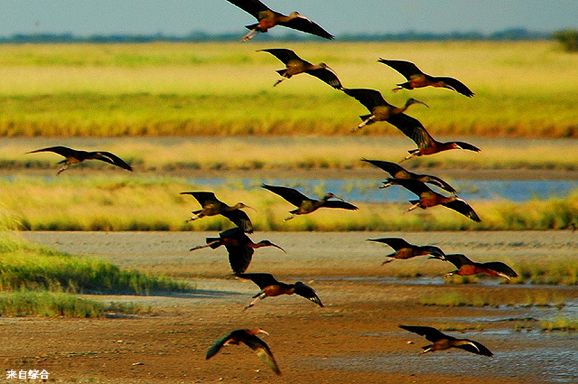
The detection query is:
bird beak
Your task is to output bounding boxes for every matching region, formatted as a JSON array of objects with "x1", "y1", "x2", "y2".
[
  {"x1": 271, "y1": 243, "x2": 287, "y2": 253},
  {"x1": 415, "y1": 99, "x2": 429, "y2": 108},
  {"x1": 332, "y1": 194, "x2": 345, "y2": 201},
  {"x1": 245, "y1": 205, "x2": 256, "y2": 212},
  {"x1": 257, "y1": 329, "x2": 270, "y2": 336}
]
